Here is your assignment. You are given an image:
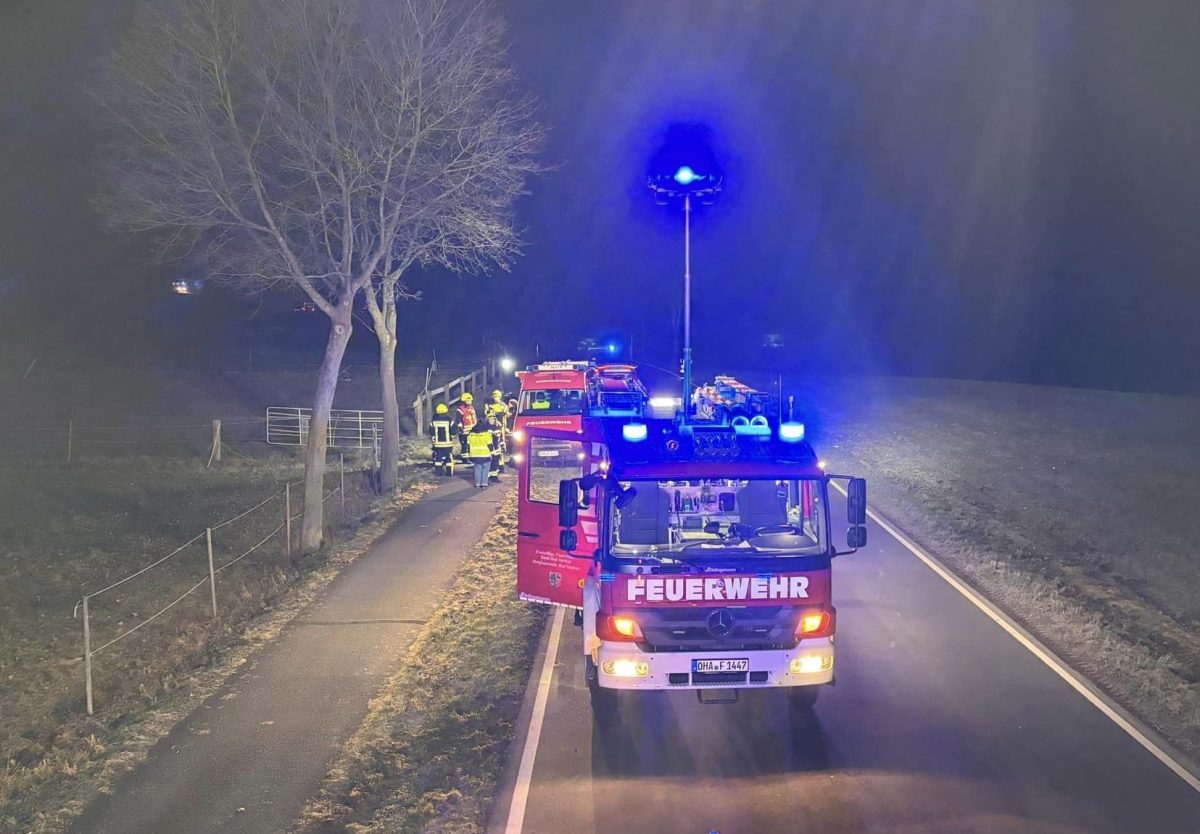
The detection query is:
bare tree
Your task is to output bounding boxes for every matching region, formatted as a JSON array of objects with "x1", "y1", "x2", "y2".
[
  {"x1": 96, "y1": 0, "x2": 542, "y2": 545},
  {"x1": 356, "y1": 1, "x2": 543, "y2": 492}
]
